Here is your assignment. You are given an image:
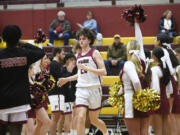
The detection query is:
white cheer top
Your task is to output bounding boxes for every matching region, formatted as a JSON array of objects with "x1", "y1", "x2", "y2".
[{"x1": 151, "y1": 66, "x2": 173, "y2": 97}]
